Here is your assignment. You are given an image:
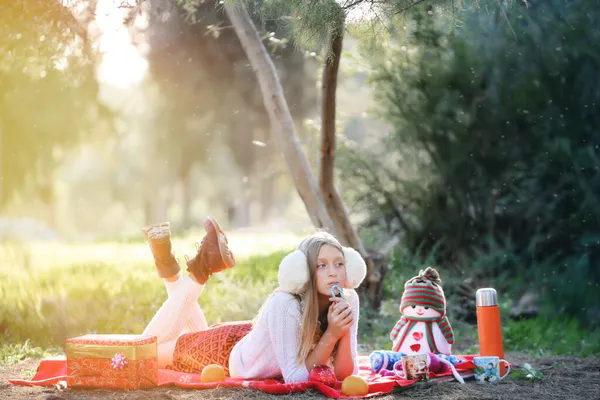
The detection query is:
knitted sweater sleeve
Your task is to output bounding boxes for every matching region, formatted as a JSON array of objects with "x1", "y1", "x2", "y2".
[
  {"x1": 266, "y1": 292, "x2": 310, "y2": 383},
  {"x1": 346, "y1": 289, "x2": 360, "y2": 375}
]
